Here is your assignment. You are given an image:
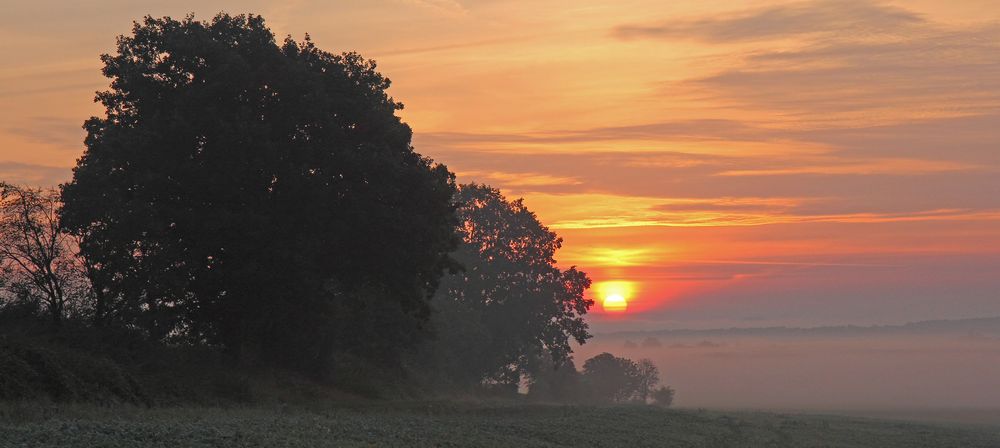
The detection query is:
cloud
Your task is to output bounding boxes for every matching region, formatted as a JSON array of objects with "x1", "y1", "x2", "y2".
[
  {"x1": 416, "y1": 119, "x2": 769, "y2": 150},
  {"x1": 715, "y1": 158, "x2": 976, "y2": 176},
  {"x1": 399, "y1": 0, "x2": 468, "y2": 16},
  {"x1": 652, "y1": 198, "x2": 801, "y2": 213},
  {"x1": 0, "y1": 162, "x2": 71, "y2": 187},
  {"x1": 797, "y1": 114, "x2": 1000, "y2": 165},
  {"x1": 559, "y1": 246, "x2": 660, "y2": 267},
  {"x1": 613, "y1": 0, "x2": 924, "y2": 42},
  {"x1": 5, "y1": 116, "x2": 85, "y2": 150},
  {"x1": 455, "y1": 169, "x2": 582, "y2": 188},
  {"x1": 677, "y1": 27, "x2": 1000, "y2": 123},
  {"x1": 609, "y1": 1, "x2": 1000, "y2": 126},
  {"x1": 524, "y1": 191, "x2": 1000, "y2": 230},
  {"x1": 374, "y1": 34, "x2": 545, "y2": 57},
  {"x1": 0, "y1": 81, "x2": 99, "y2": 99}
]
